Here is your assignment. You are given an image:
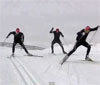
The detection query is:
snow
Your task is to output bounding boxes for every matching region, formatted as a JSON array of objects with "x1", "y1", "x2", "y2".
[
  {"x1": 0, "y1": 43, "x2": 100, "y2": 85},
  {"x1": 0, "y1": 47, "x2": 25, "y2": 85},
  {"x1": 0, "y1": 0, "x2": 100, "y2": 85}
]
